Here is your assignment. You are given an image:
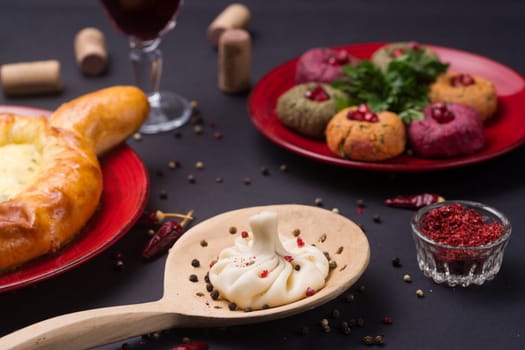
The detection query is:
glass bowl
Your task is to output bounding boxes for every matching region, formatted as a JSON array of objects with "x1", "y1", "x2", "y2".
[{"x1": 411, "y1": 200, "x2": 511, "y2": 287}]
